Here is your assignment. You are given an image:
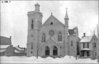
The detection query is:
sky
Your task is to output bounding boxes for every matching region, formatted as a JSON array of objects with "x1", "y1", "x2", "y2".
[{"x1": 1, "y1": 1, "x2": 98, "y2": 47}]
